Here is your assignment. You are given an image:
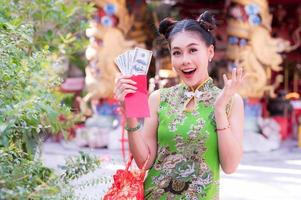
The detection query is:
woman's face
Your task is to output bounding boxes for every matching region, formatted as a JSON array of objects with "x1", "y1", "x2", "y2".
[{"x1": 170, "y1": 31, "x2": 214, "y2": 89}]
